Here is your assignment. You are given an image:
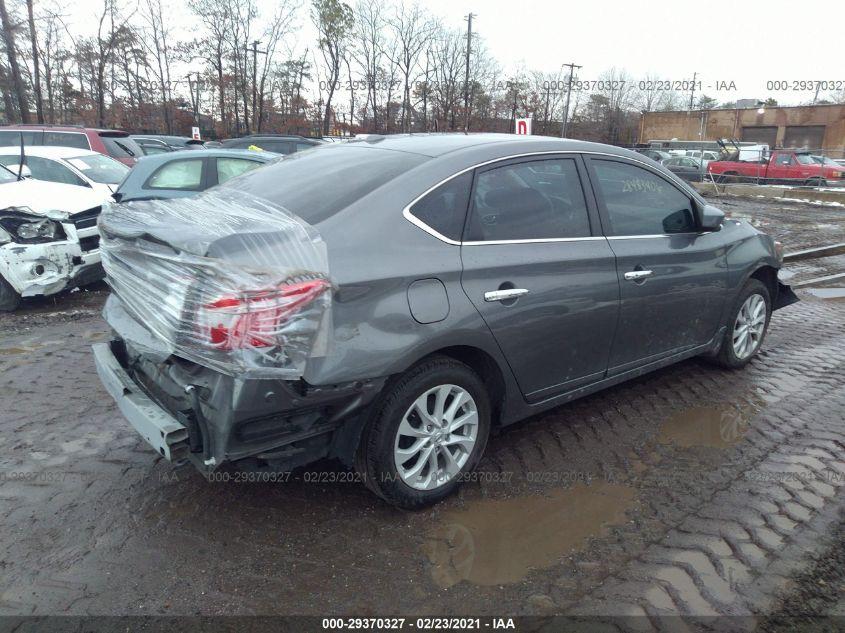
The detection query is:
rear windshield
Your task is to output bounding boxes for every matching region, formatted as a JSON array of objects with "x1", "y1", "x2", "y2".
[
  {"x1": 222, "y1": 146, "x2": 427, "y2": 223},
  {"x1": 100, "y1": 135, "x2": 143, "y2": 159}
]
